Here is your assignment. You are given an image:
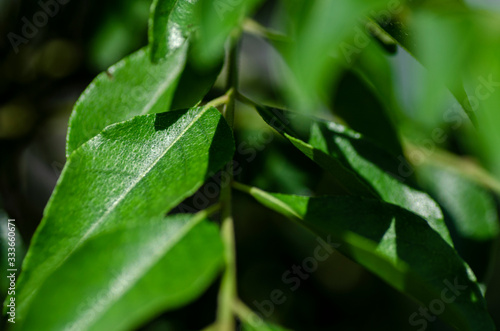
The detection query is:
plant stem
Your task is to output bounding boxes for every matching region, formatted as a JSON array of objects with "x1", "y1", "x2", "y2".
[
  {"x1": 233, "y1": 299, "x2": 264, "y2": 328},
  {"x1": 194, "y1": 203, "x2": 222, "y2": 220},
  {"x1": 217, "y1": 191, "x2": 236, "y2": 331},
  {"x1": 204, "y1": 94, "x2": 230, "y2": 109},
  {"x1": 216, "y1": 35, "x2": 239, "y2": 331}
]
